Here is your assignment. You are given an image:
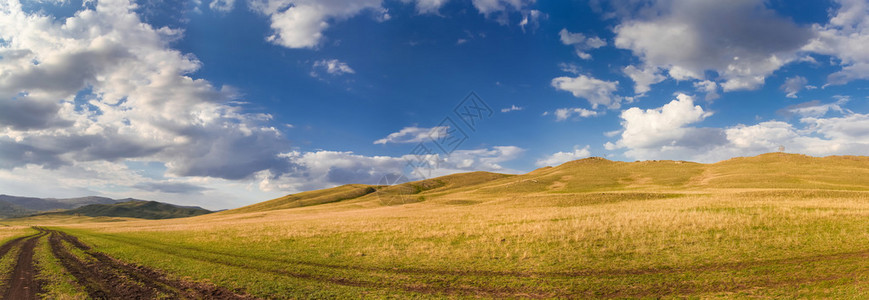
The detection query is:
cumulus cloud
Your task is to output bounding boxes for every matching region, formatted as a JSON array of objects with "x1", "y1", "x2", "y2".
[
  {"x1": 613, "y1": 0, "x2": 814, "y2": 92},
  {"x1": 559, "y1": 28, "x2": 606, "y2": 59},
  {"x1": 804, "y1": 0, "x2": 869, "y2": 85},
  {"x1": 536, "y1": 145, "x2": 591, "y2": 167},
  {"x1": 374, "y1": 126, "x2": 448, "y2": 144},
  {"x1": 551, "y1": 74, "x2": 620, "y2": 109},
  {"x1": 606, "y1": 94, "x2": 869, "y2": 162},
  {"x1": 250, "y1": 0, "x2": 385, "y2": 49},
  {"x1": 0, "y1": 0, "x2": 290, "y2": 180},
  {"x1": 311, "y1": 59, "x2": 355, "y2": 77},
  {"x1": 780, "y1": 76, "x2": 809, "y2": 98},
  {"x1": 605, "y1": 93, "x2": 724, "y2": 160}
]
